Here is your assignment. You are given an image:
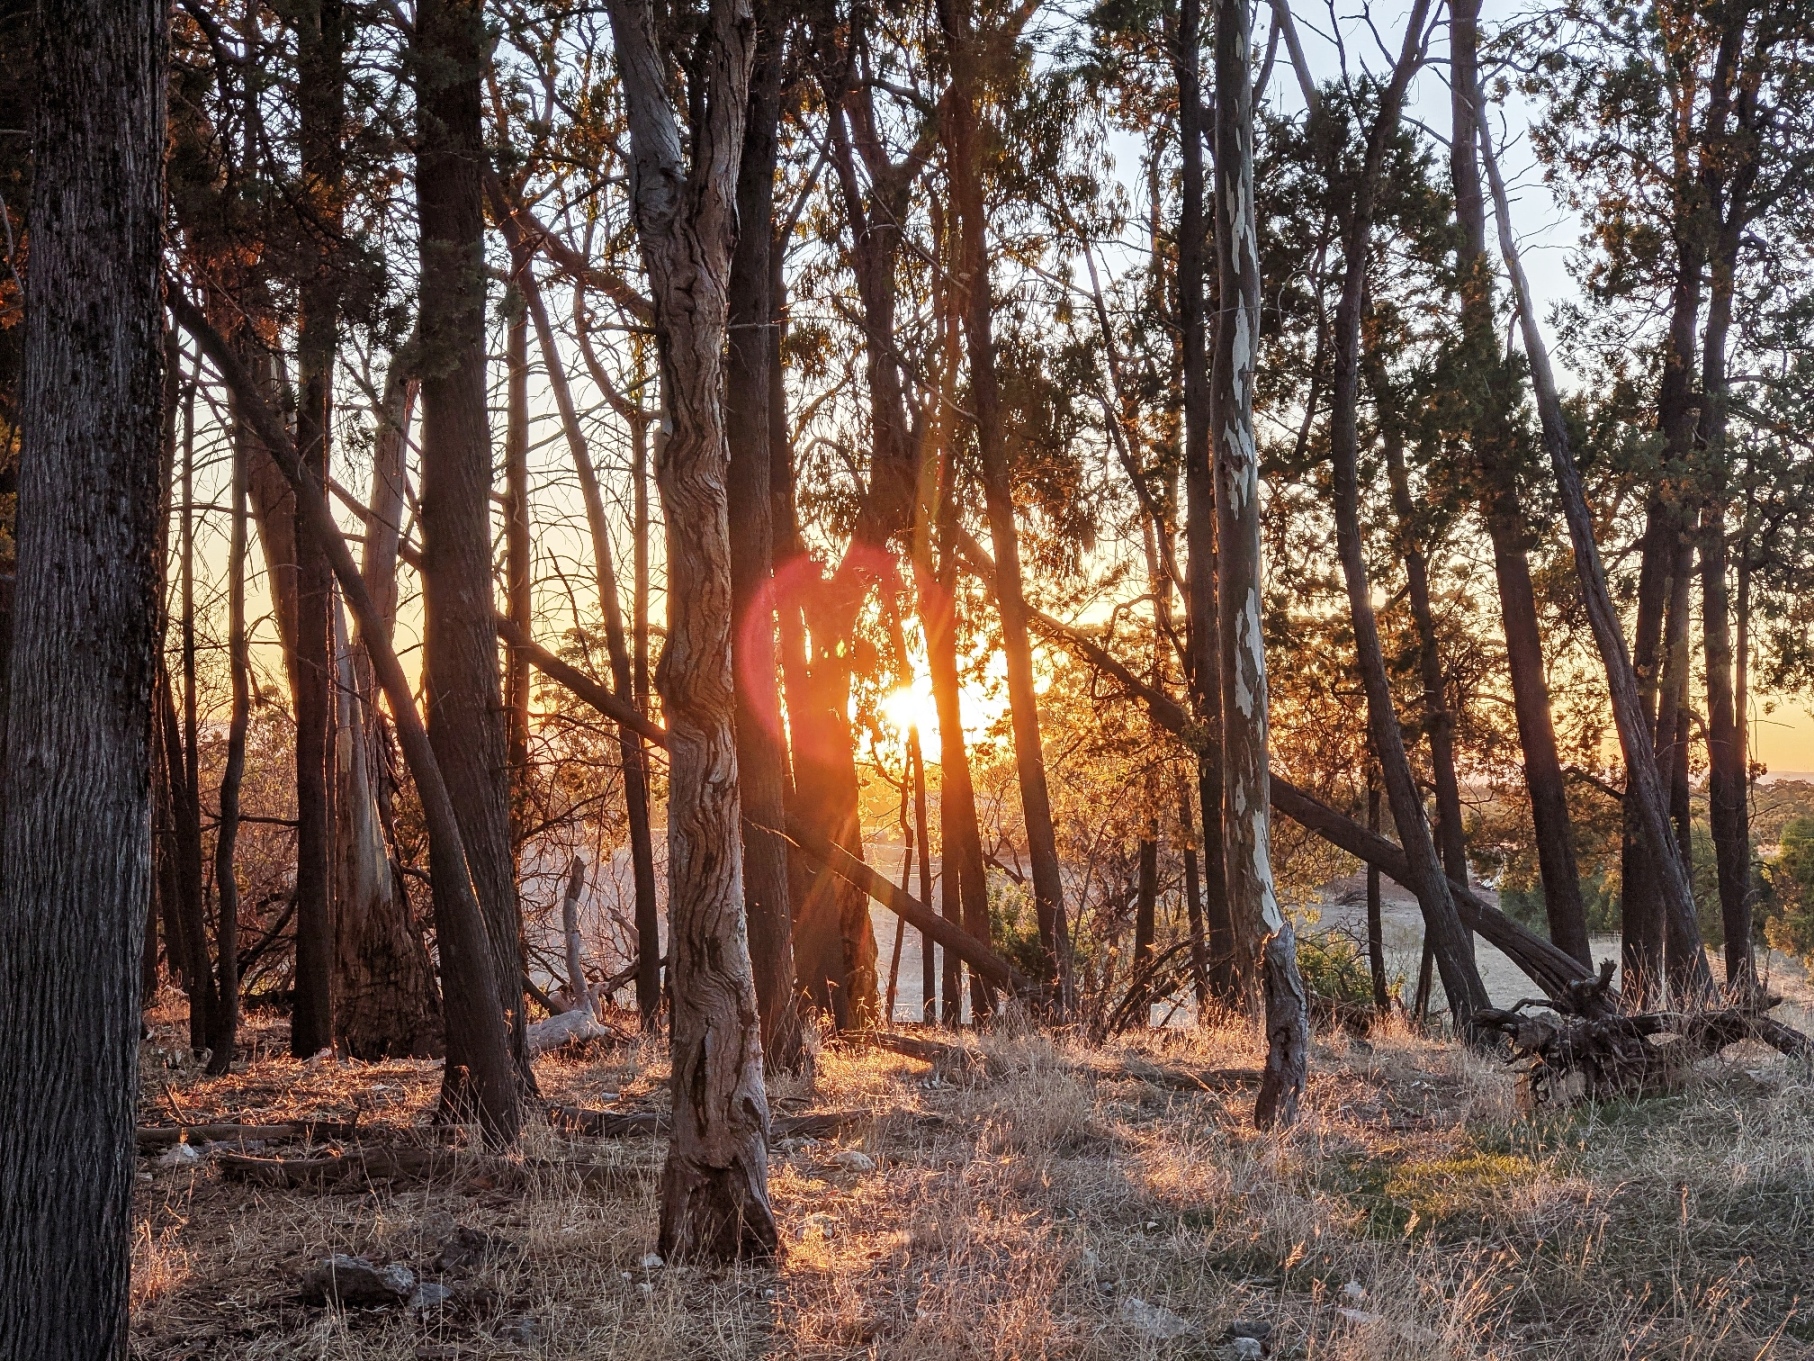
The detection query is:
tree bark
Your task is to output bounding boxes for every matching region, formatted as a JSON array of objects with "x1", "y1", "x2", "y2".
[
  {"x1": 0, "y1": 5, "x2": 165, "y2": 1352},
  {"x1": 503, "y1": 279, "x2": 532, "y2": 830},
  {"x1": 605, "y1": 0, "x2": 776, "y2": 1262},
  {"x1": 1449, "y1": 0, "x2": 1589, "y2": 966},
  {"x1": 289, "y1": 0, "x2": 346, "y2": 1059},
  {"x1": 417, "y1": 0, "x2": 531, "y2": 1086},
  {"x1": 726, "y1": 6, "x2": 803, "y2": 1067},
  {"x1": 1214, "y1": 0, "x2": 1310, "y2": 1122},
  {"x1": 938, "y1": 0, "x2": 1069, "y2": 1008},
  {"x1": 1477, "y1": 110, "x2": 1717, "y2": 1005}
]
